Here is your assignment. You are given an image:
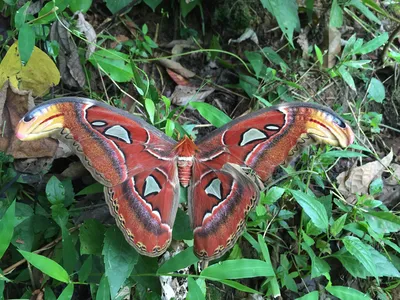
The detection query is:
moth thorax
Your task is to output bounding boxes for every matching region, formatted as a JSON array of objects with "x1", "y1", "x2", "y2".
[{"x1": 177, "y1": 156, "x2": 193, "y2": 187}]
